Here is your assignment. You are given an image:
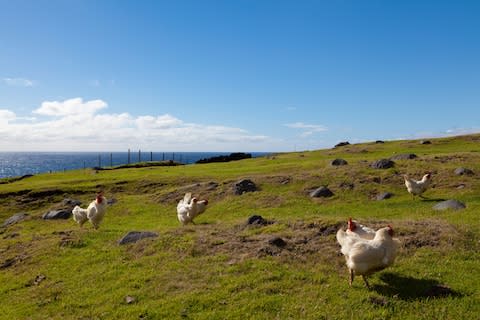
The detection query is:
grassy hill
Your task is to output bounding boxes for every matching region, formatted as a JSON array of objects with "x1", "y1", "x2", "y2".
[{"x1": 1, "y1": 135, "x2": 480, "y2": 319}]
